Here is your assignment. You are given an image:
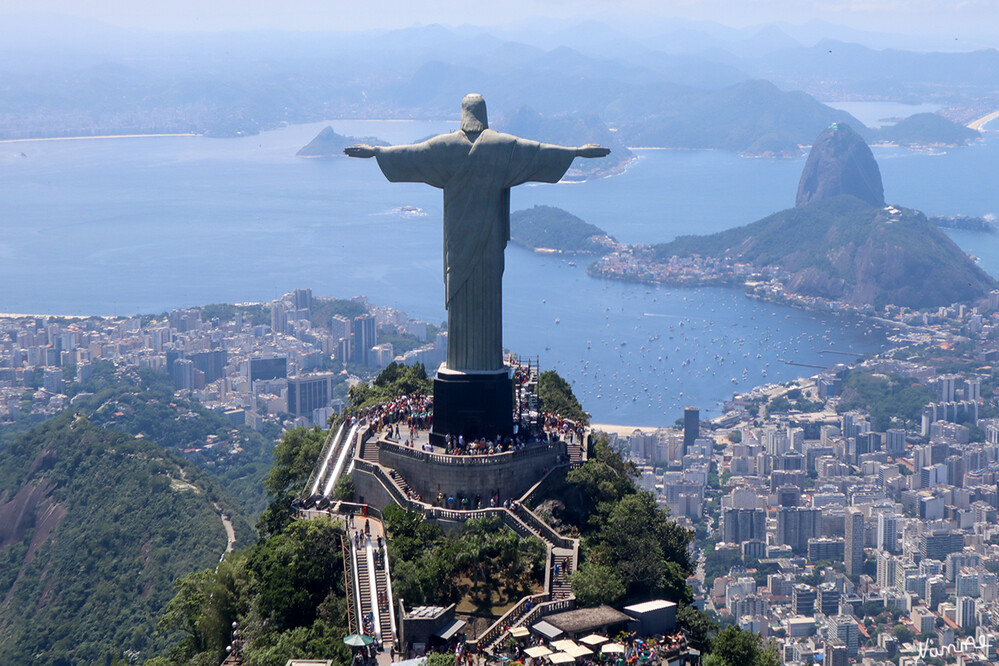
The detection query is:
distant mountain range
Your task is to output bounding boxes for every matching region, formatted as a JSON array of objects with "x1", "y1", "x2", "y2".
[
  {"x1": 0, "y1": 20, "x2": 991, "y2": 151},
  {"x1": 494, "y1": 107, "x2": 635, "y2": 177}
]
